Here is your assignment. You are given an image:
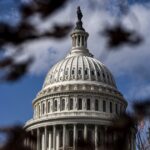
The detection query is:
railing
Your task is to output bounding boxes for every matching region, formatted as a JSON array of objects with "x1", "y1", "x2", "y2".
[{"x1": 25, "y1": 111, "x2": 115, "y2": 126}]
